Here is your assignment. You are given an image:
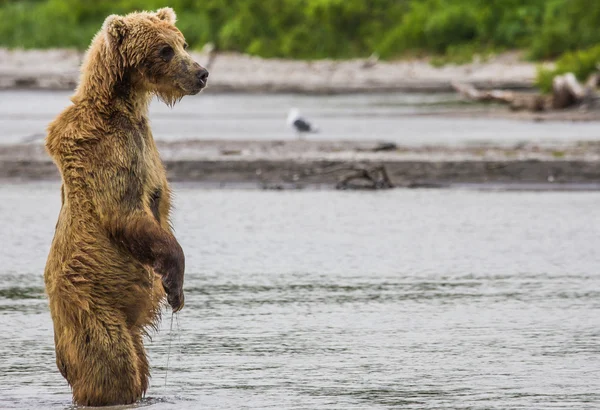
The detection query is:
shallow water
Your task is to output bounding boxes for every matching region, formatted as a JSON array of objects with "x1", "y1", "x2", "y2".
[
  {"x1": 2, "y1": 90, "x2": 600, "y2": 145},
  {"x1": 0, "y1": 182, "x2": 599, "y2": 409}
]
